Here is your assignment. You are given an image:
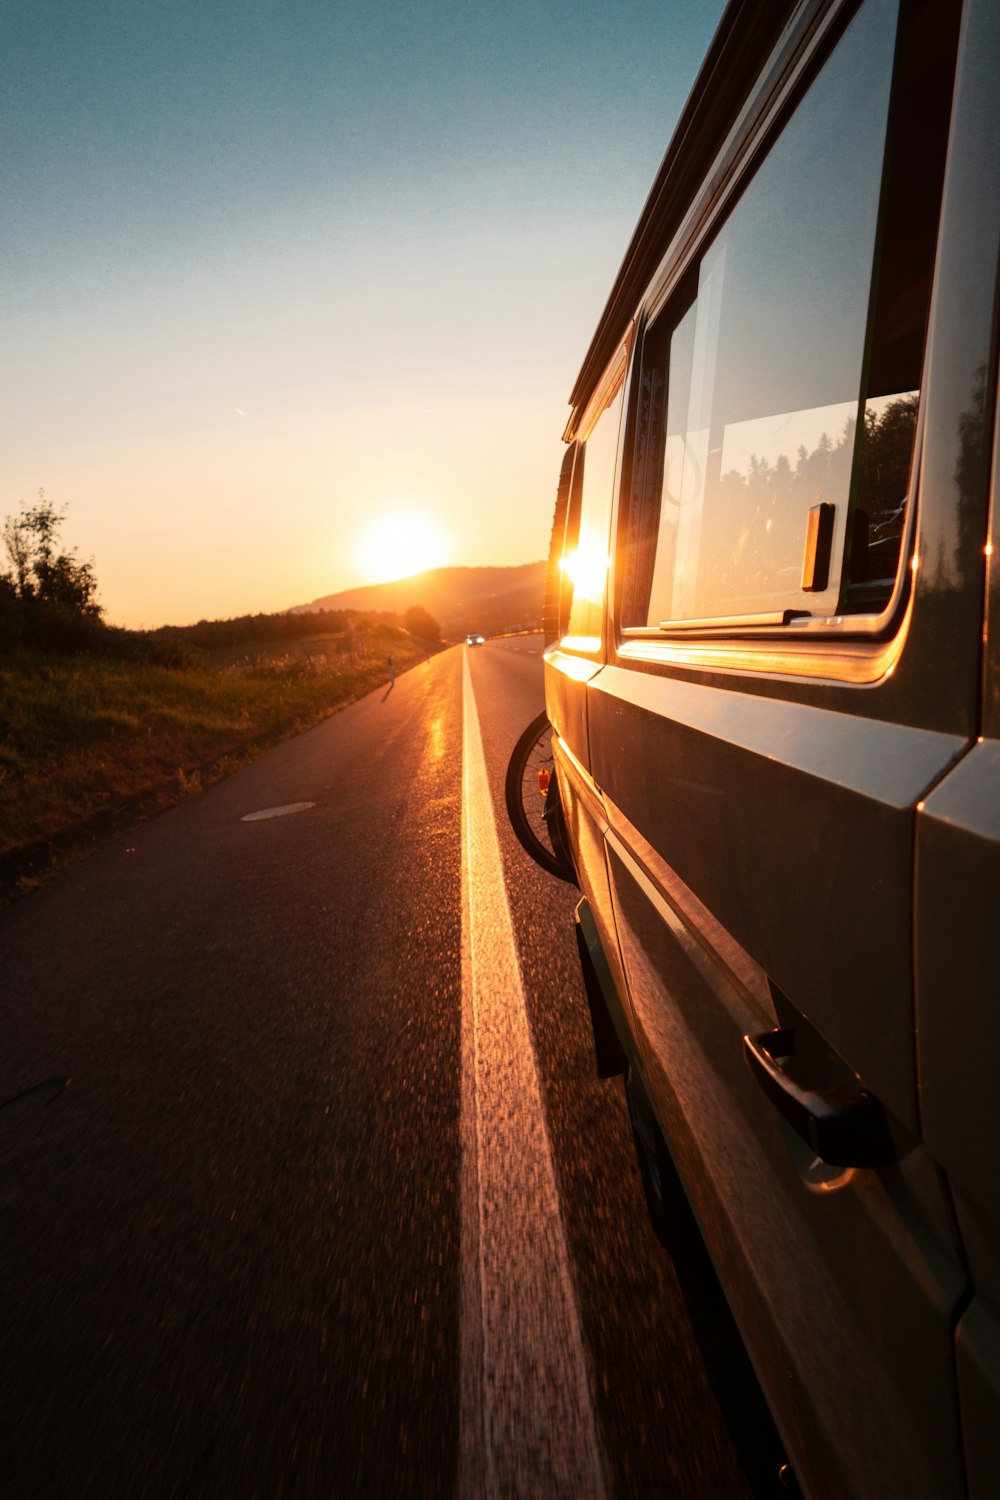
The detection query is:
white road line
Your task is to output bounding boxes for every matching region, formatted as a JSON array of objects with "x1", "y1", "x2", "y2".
[{"x1": 458, "y1": 652, "x2": 607, "y2": 1500}]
